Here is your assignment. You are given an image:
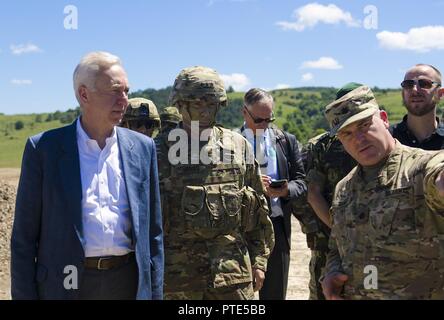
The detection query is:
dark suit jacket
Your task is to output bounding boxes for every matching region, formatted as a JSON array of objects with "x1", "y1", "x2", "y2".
[
  {"x1": 11, "y1": 120, "x2": 164, "y2": 300},
  {"x1": 272, "y1": 129, "x2": 307, "y2": 250}
]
